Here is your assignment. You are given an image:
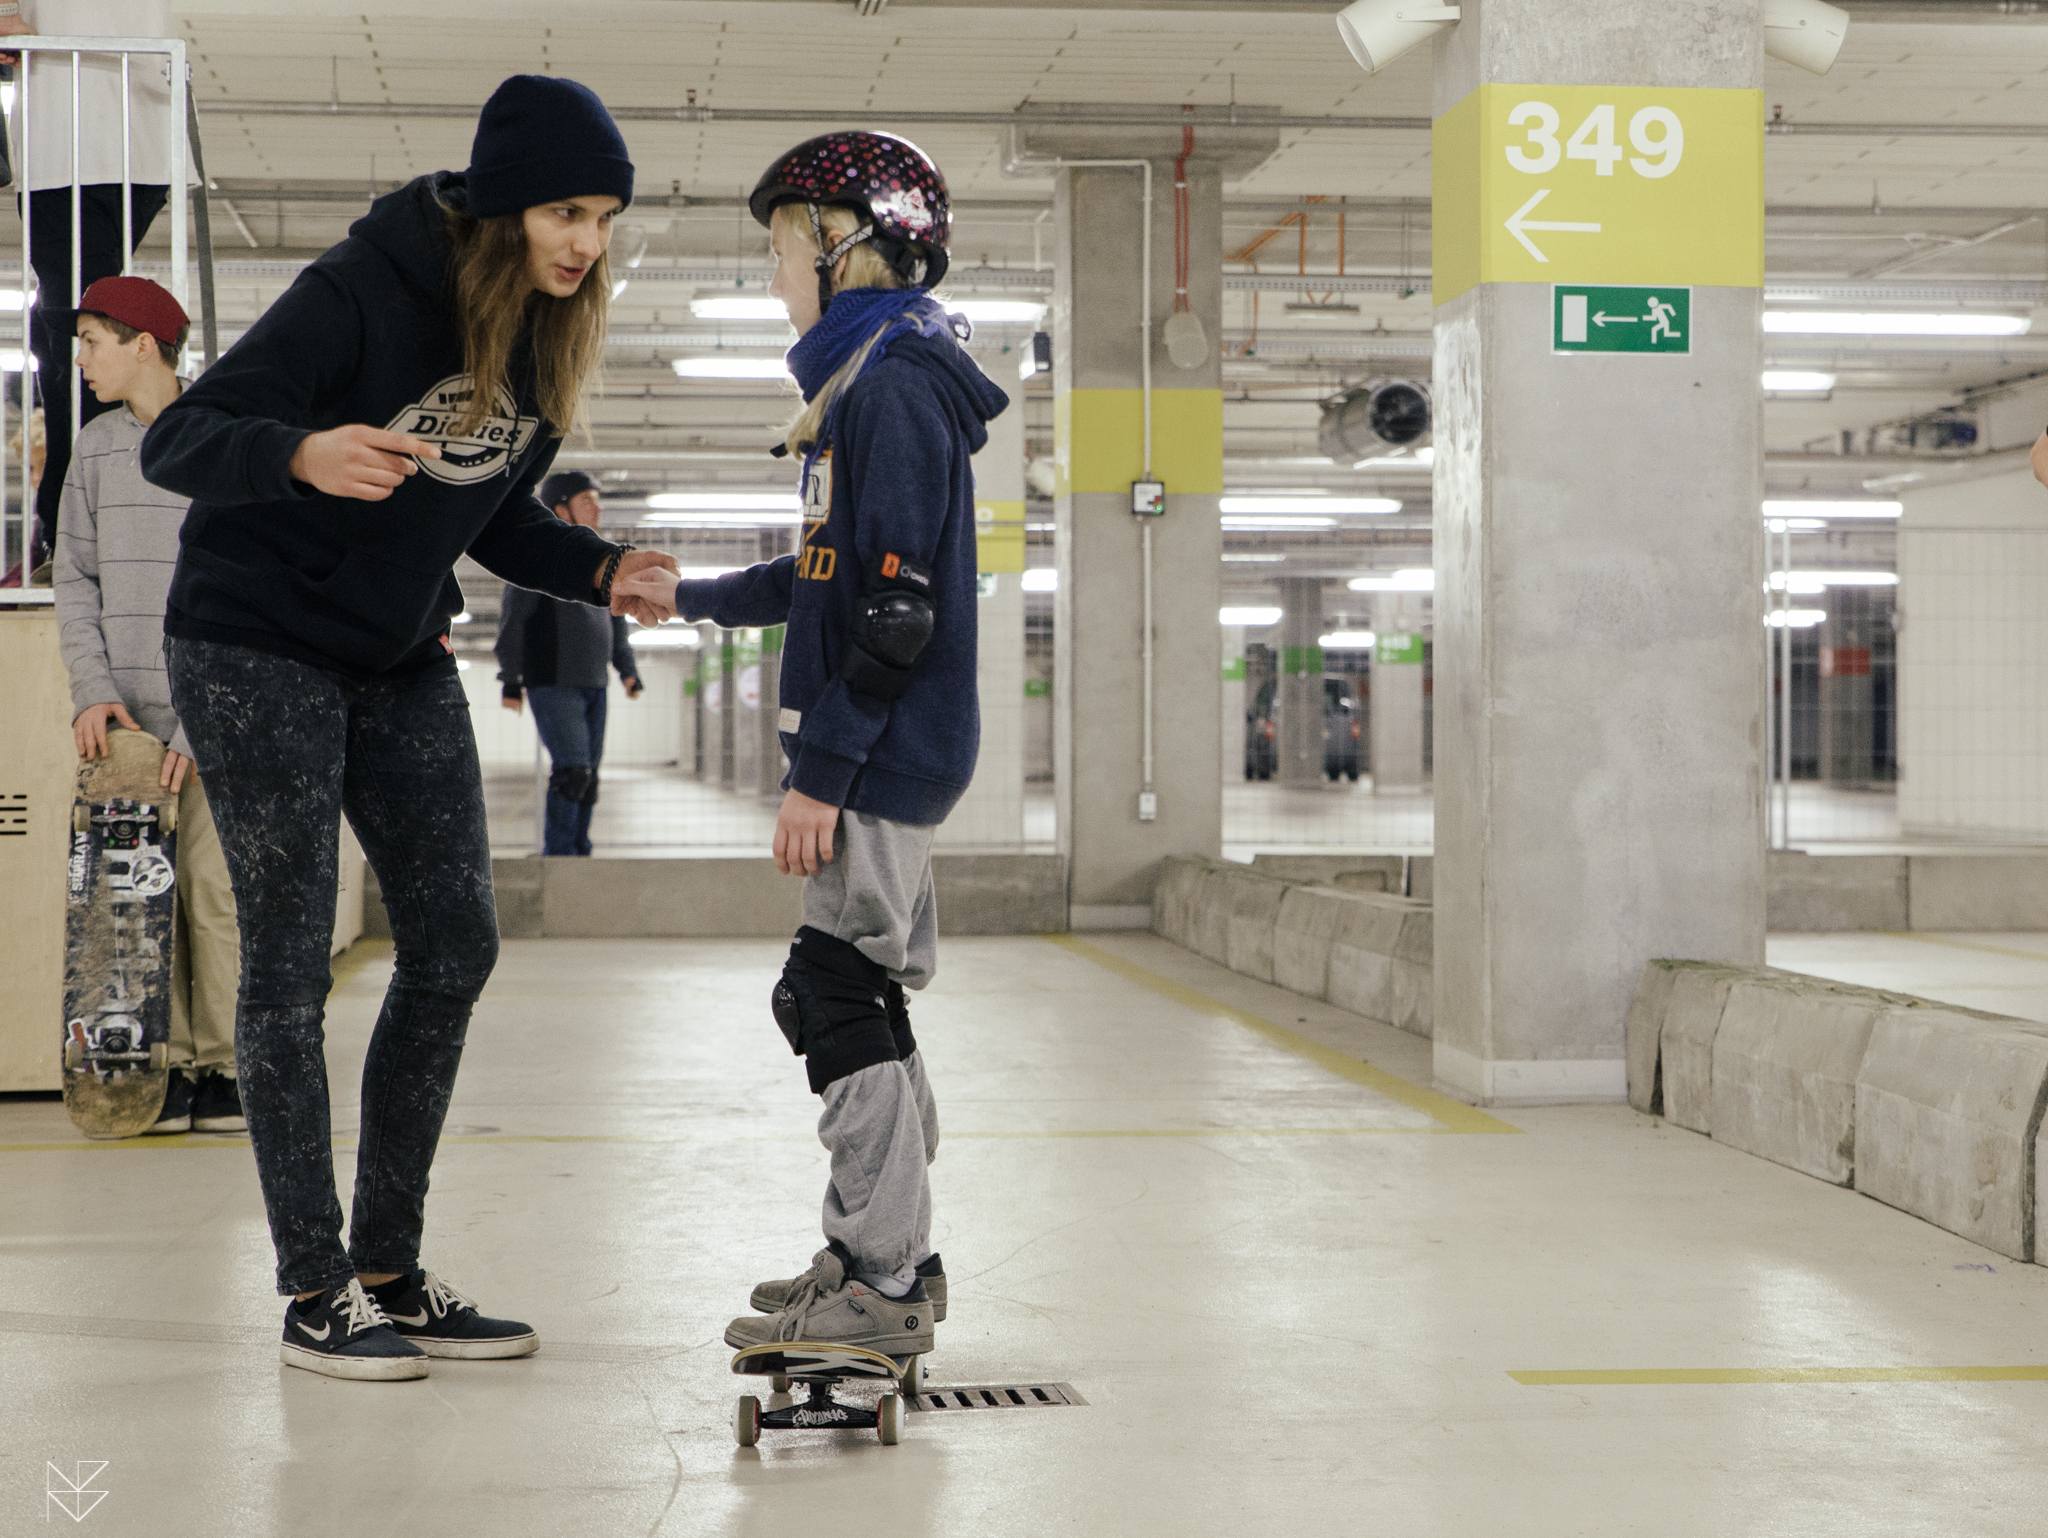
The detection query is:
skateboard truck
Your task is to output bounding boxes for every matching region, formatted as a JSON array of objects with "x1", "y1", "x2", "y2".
[{"x1": 730, "y1": 1342, "x2": 916, "y2": 1448}]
